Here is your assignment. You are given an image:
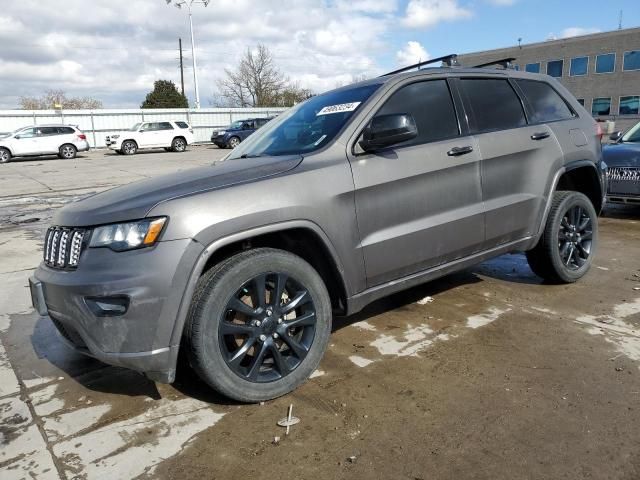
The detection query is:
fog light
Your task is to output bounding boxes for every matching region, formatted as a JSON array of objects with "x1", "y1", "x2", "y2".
[{"x1": 85, "y1": 296, "x2": 130, "y2": 317}]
